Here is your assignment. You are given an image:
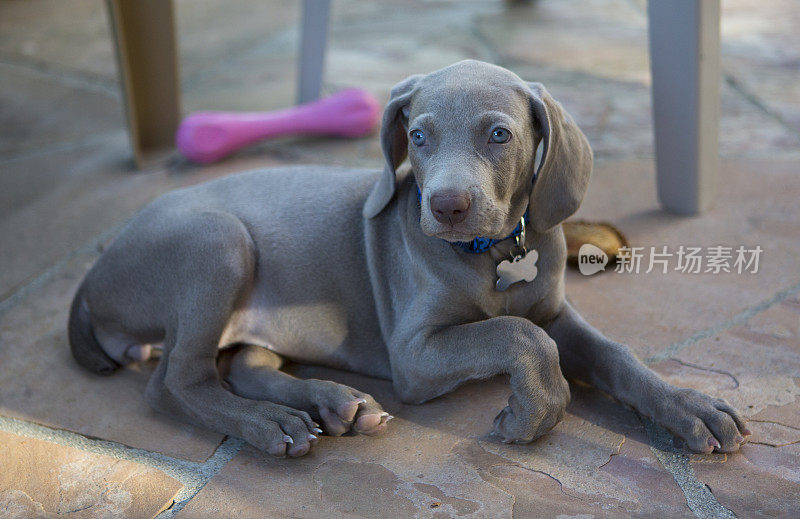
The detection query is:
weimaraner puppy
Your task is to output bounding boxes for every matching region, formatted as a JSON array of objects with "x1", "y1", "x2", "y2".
[{"x1": 69, "y1": 60, "x2": 750, "y2": 458}]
